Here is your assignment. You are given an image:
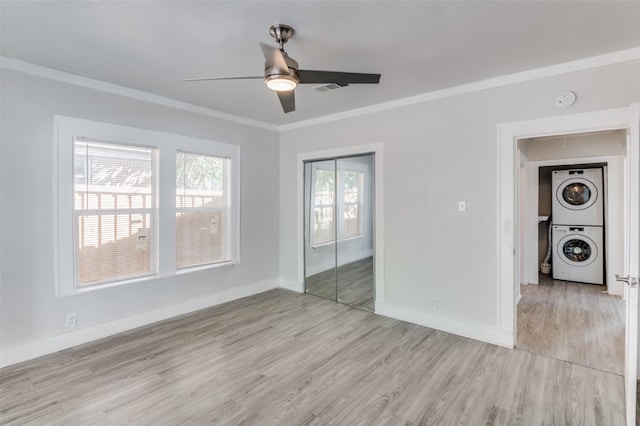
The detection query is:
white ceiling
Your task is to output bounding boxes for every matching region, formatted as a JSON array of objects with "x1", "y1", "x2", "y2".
[{"x1": 2, "y1": 1, "x2": 639, "y2": 126}]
